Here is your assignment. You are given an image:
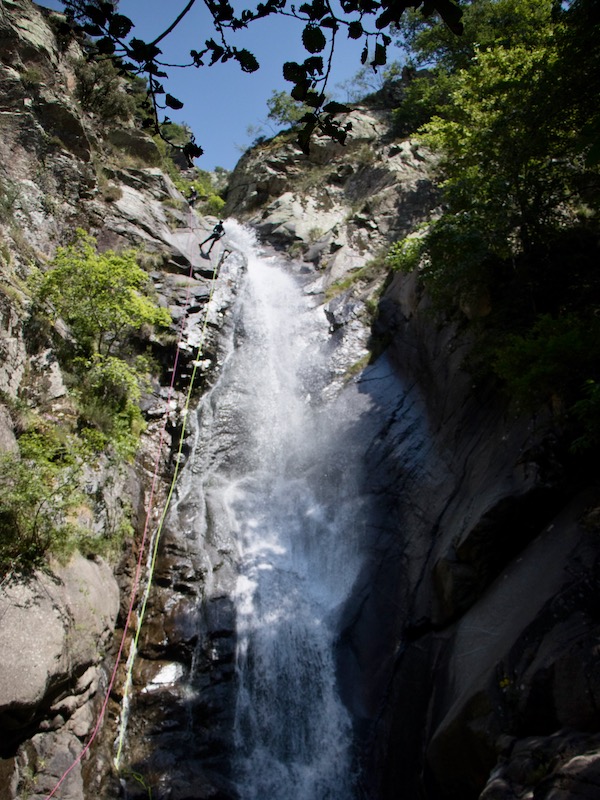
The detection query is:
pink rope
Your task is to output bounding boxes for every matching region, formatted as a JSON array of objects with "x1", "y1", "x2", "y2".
[{"x1": 44, "y1": 215, "x2": 200, "y2": 798}]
